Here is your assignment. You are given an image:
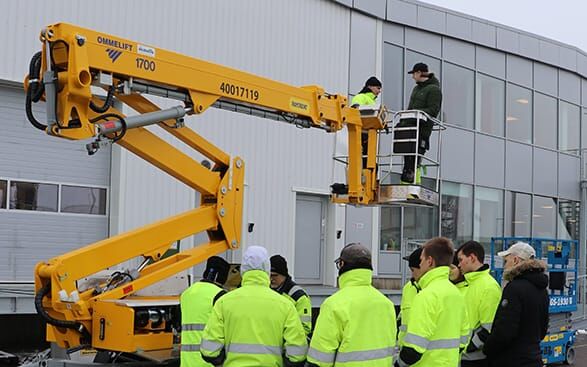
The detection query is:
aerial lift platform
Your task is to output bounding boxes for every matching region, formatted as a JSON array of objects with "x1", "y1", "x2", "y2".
[{"x1": 21, "y1": 23, "x2": 444, "y2": 366}]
